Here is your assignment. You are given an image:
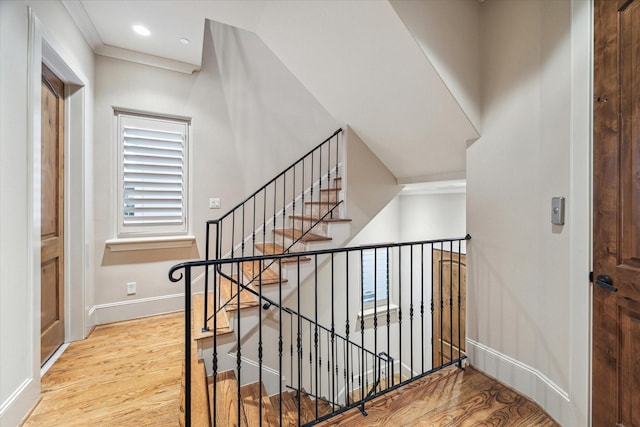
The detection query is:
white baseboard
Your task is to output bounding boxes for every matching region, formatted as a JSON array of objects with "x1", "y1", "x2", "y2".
[
  {"x1": 466, "y1": 339, "x2": 570, "y2": 425},
  {"x1": 0, "y1": 378, "x2": 38, "y2": 427},
  {"x1": 90, "y1": 293, "x2": 184, "y2": 325}
]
